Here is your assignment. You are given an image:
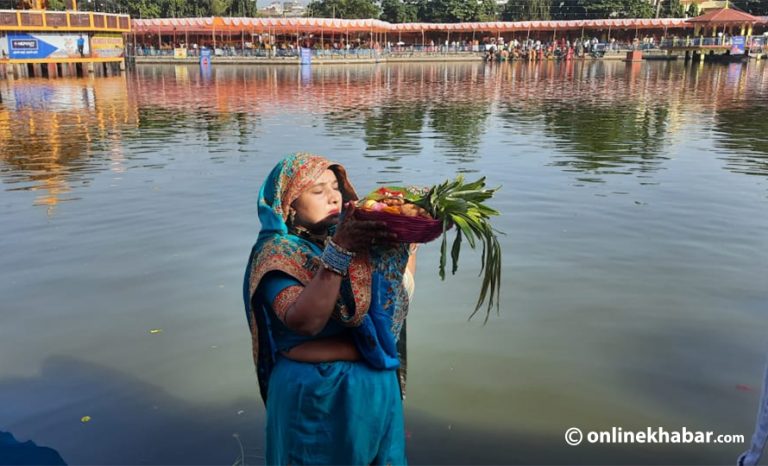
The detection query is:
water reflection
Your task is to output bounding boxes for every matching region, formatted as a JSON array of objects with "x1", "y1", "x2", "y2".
[
  {"x1": 429, "y1": 102, "x2": 490, "y2": 162},
  {"x1": 541, "y1": 102, "x2": 671, "y2": 182},
  {"x1": 1, "y1": 61, "x2": 767, "y2": 465},
  {"x1": 0, "y1": 77, "x2": 137, "y2": 214},
  {"x1": 2, "y1": 61, "x2": 768, "y2": 212},
  {"x1": 363, "y1": 104, "x2": 426, "y2": 156},
  {"x1": 715, "y1": 105, "x2": 768, "y2": 177},
  {"x1": 498, "y1": 62, "x2": 679, "y2": 183}
]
